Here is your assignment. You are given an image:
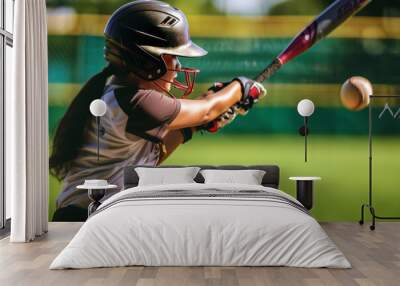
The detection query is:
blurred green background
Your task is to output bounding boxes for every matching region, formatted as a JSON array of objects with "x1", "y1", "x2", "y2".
[{"x1": 47, "y1": 0, "x2": 400, "y2": 221}]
